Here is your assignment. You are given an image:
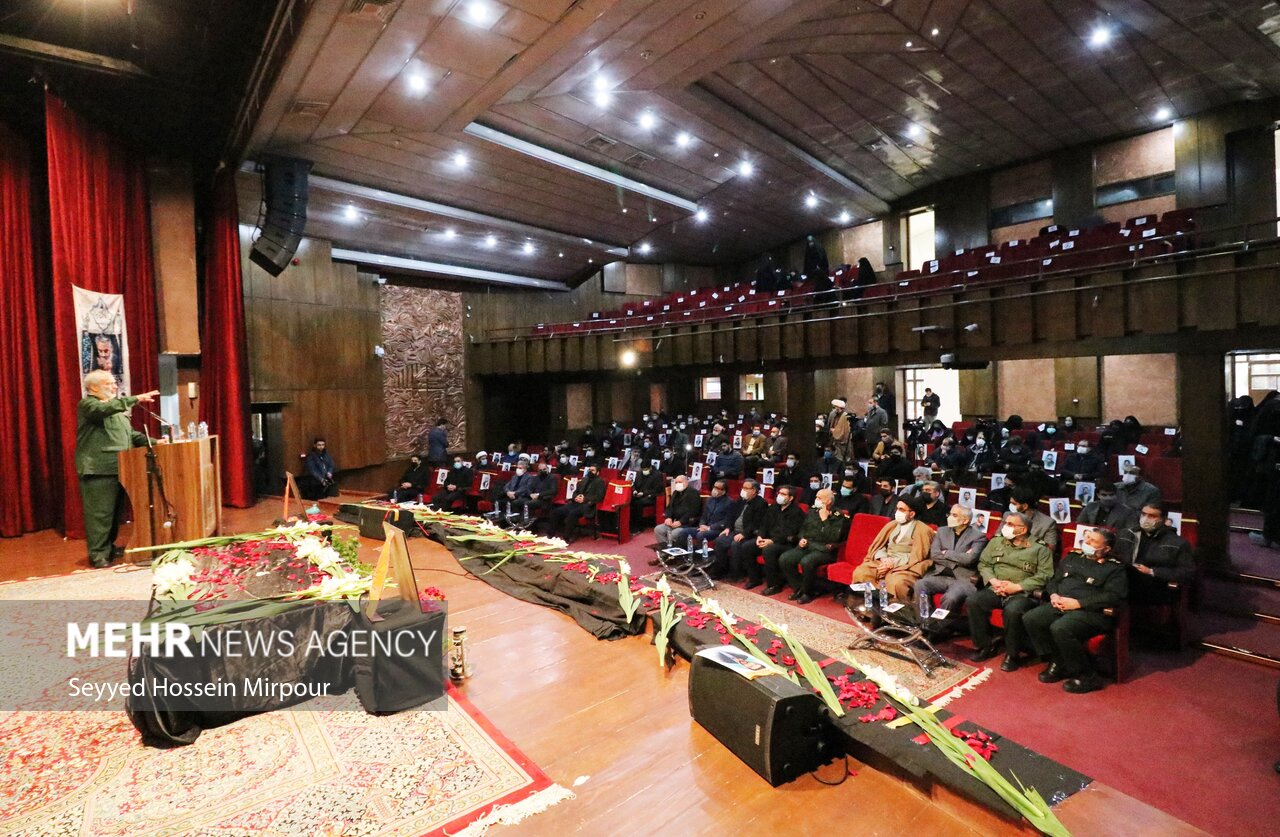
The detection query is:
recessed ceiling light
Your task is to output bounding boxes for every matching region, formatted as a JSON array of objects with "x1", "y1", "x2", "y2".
[
  {"x1": 558, "y1": 251, "x2": 564, "y2": 258},
  {"x1": 593, "y1": 75, "x2": 609, "y2": 91},
  {"x1": 593, "y1": 90, "x2": 612, "y2": 108},
  {"x1": 588, "y1": 258, "x2": 594, "y2": 264},
  {"x1": 804, "y1": 194, "x2": 818, "y2": 208},
  {"x1": 638, "y1": 243, "x2": 652, "y2": 255},
  {"x1": 1155, "y1": 106, "x2": 1172, "y2": 121},
  {"x1": 909, "y1": 124, "x2": 924, "y2": 139},
  {"x1": 638, "y1": 111, "x2": 656, "y2": 129},
  {"x1": 522, "y1": 241, "x2": 534, "y2": 255},
  {"x1": 443, "y1": 227, "x2": 457, "y2": 239},
  {"x1": 905, "y1": 40, "x2": 913, "y2": 48},
  {"x1": 675, "y1": 131, "x2": 692, "y2": 147},
  {"x1": 484, "y1": 234, "x2": 497, "y2": 248},
  {"x1": 1089, "y1": 25, "x2": 1111, "y2": 47},
  {"x1": 737, "y1": 160, "x2": 753, "y2": 176},
  {"x1": 452, "y1": 151, "x2": 468, "y2": 167},
  {"x1": 408, "y1": 73, "x2": 427, "y2": 94},
  {"x1": 621, "y1": 207, "x2": 628, "y2": 213},
  {"x1": 694, "y1": 208, "x2": 708, "y2": 222},
  {"x1": 466, "y1": 1, "x2": 491, "y2": 25},
  {"x1": 931, "y1": 27, "x2": 939, "y2": 36},
  {"x1": 838, "y1": 210, "x2": 851, "y2": 224},
  {"x1": 343, "y1": 205, "x2": 359, "y2": 221}
]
